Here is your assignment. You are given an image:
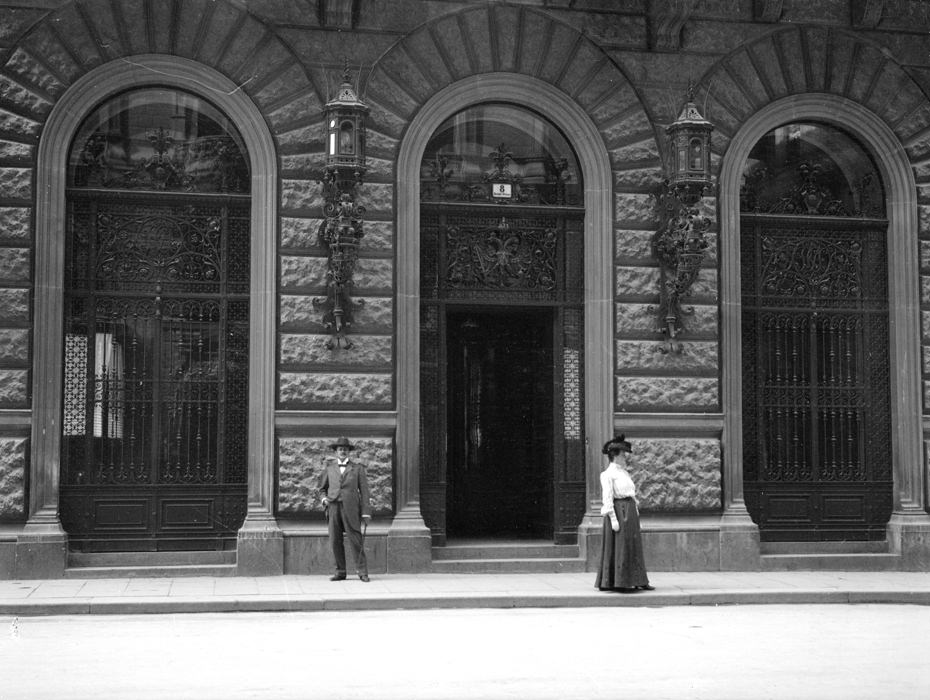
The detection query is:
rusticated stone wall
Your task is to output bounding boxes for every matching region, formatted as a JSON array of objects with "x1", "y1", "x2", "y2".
[
  {"x1": 277, "y1": 437, "x2": 393, "y2": 516},
  {"x1": 0, "y1": 438, "x2": 25, "y2": 519},
  {"x1": 626, "y1": 438, "x2": 721, "y2": 511}
]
